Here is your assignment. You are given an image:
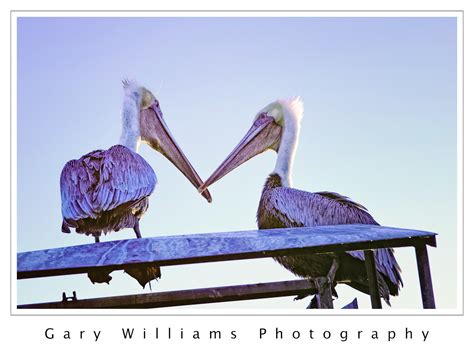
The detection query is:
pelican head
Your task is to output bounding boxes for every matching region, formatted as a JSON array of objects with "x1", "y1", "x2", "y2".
[
  {"x1": 121, "y1": 79, "x2": 212, "y2": 203},
  {"x1": 199, "y1": 97, "x2": 303, "y2": 192}
]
